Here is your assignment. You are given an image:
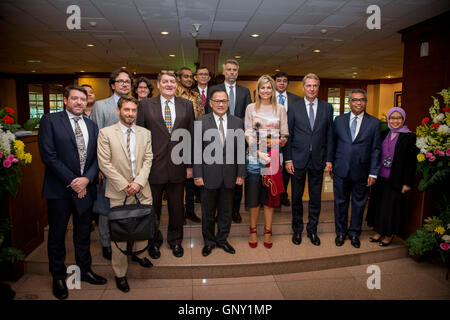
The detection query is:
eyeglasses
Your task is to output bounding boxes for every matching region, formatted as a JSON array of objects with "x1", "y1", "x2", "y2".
[
  {"x1": 350, "y1": 98, "x2": 367, "y2": 102},
  {"x1": 196, "y1": 73, "x2": 209, "y2": 76},
  {"x1": 115, "y1": 79, "x2": 131, "y2": 85},
  {"x1": 210, "y1": 99, "x2": 229, "y2": 105}
]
